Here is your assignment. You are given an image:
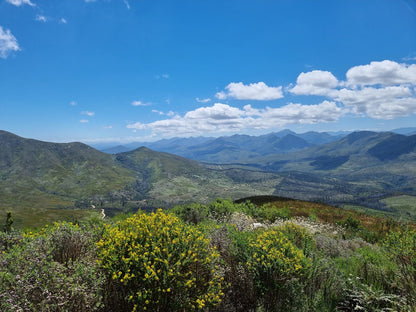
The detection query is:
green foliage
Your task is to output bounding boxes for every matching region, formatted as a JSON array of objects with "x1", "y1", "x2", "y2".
[
  {"x1": 335, "y1": 246, "x2": 400, "y2": 293},
  {"x1": 96, "y1": 210, "x2": 225, "y2": 311},
  {"x1": 228, "y1": 225, "x2": 312, "y2": 312},
  {"x1": 340, "y1": 216, "x2": 360, "y2": 230},
  {"x1": 243, "y1": 202, "x2": 291, "y2": 222},
  {"x1": 1, "y1": 199, "x2": 416, "y2": 311},
  {"x1": 0, "y1": 222, "x2": 104, "y2": 312},
  {"x1": 278, "y1": 222, "x2": 315, "y2": 257},
  {"x1": 208, "y1": 198, "x2": 239, "y2": 222},
  {"x1": 338, "y1": 278, "x2": 411, "y2": 312},
  {"x1": 2, "y1": 212, "x2": 13, "y2": 233},
  {"x1": 171, "y1": 202, "x2": 209, "y2": 224},
  {"x1": 382, "y1": 227, "x2": 416, "y2": 306}
]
